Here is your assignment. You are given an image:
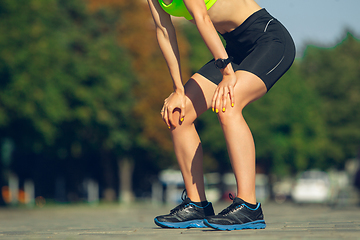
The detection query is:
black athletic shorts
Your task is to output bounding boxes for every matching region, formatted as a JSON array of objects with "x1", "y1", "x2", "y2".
[{"x1": 197, "y1": 9, "x2": 296, "y2": 91}]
